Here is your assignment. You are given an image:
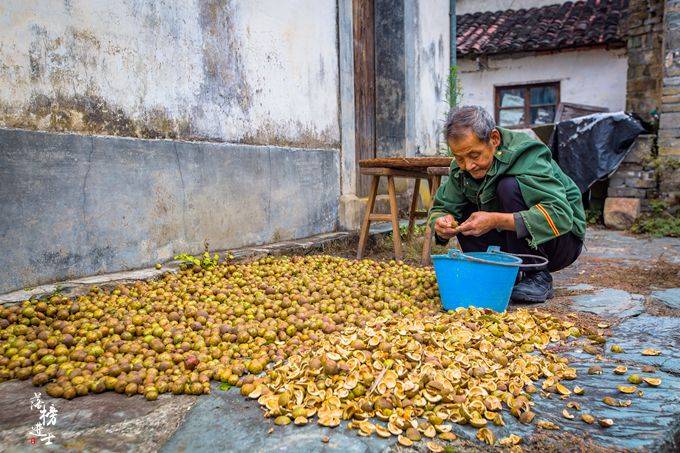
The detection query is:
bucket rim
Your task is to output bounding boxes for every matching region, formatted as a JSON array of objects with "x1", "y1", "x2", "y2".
[{"x1": 431, "y1": 250, "x2": 522, "y2": 267}]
